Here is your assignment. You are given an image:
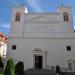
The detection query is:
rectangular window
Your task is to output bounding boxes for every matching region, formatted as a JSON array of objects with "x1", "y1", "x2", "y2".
[
  {"x1": 12, "y1": 45, "x2": 16, "y2": 50},
  {"x1": 66, "y1": 46, "x2": 71, "y2": 51}
]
